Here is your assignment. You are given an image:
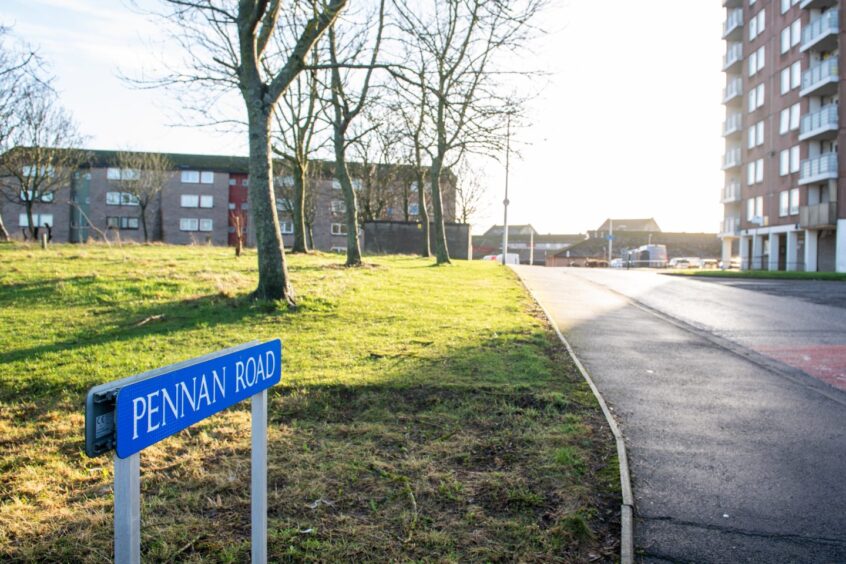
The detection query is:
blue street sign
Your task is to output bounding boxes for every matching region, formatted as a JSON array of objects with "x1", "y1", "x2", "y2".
[
  {"x1": 607, "y1": 234, "x2": 615, "y2": 241},
  {"x1": 112, "y1": 340, "x2": 281, "y2": 458}
]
